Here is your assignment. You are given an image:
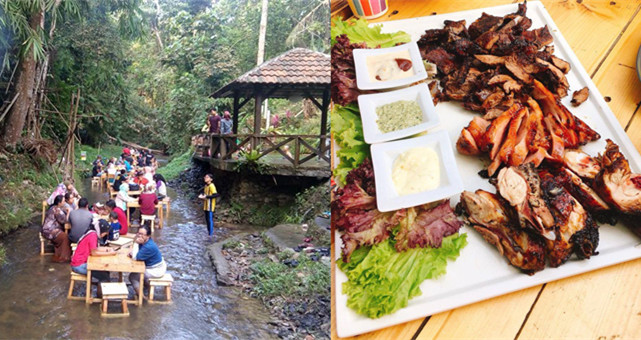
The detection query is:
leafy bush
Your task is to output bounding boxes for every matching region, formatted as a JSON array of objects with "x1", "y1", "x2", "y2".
[
  {"x1": 249, "y1": 253, "x2": 329, "y2": 300},
  {"x1": 157, "y1": 148, "x2": 194, "y2": 180}
]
